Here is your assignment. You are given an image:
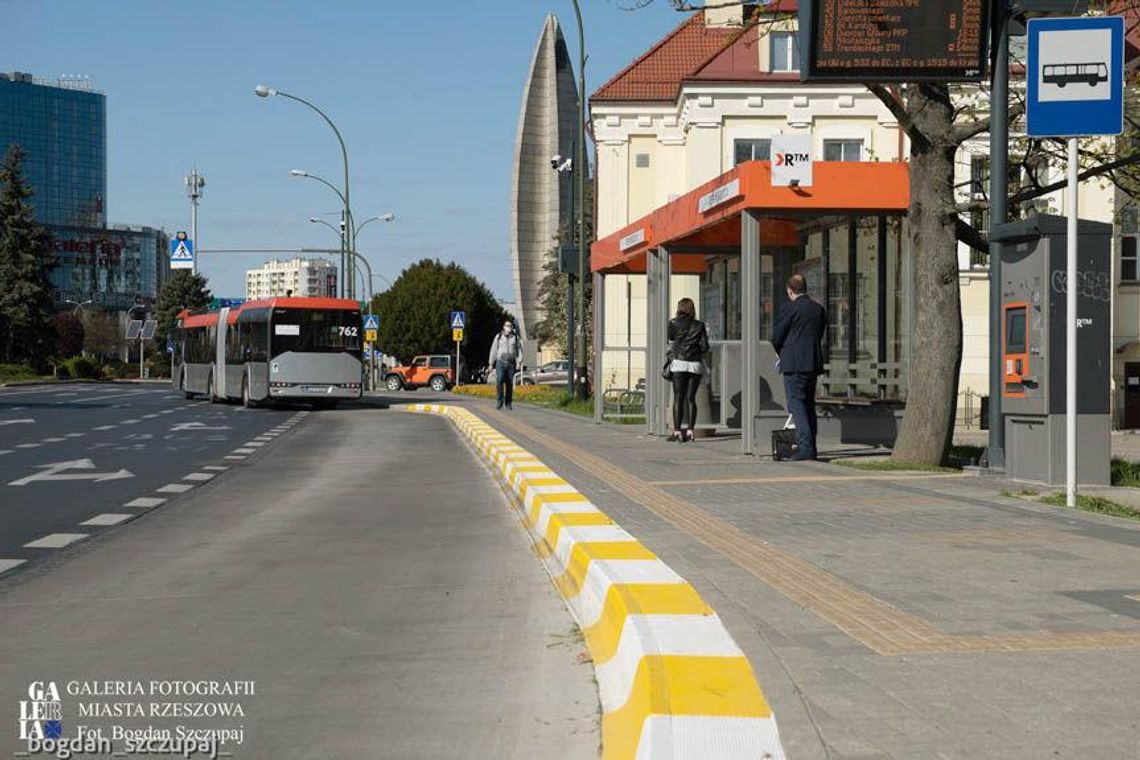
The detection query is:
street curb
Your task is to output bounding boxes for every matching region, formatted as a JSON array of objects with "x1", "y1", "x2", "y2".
[{"x1": 407, "y1": 403, "x2": 785, "y2": 760}]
